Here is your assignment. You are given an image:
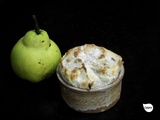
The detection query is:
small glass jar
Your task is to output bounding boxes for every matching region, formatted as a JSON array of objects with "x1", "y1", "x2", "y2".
[{"x1": 56, "y1": 64, "x2": 125, "y2": 113}]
